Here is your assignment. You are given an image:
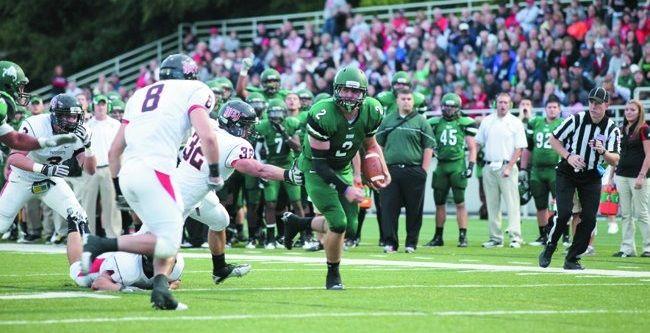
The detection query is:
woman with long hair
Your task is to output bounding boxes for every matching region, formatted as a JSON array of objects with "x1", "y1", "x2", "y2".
[{"x1": 614, "y1": 100, "x2": 650, "y2": 257}]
